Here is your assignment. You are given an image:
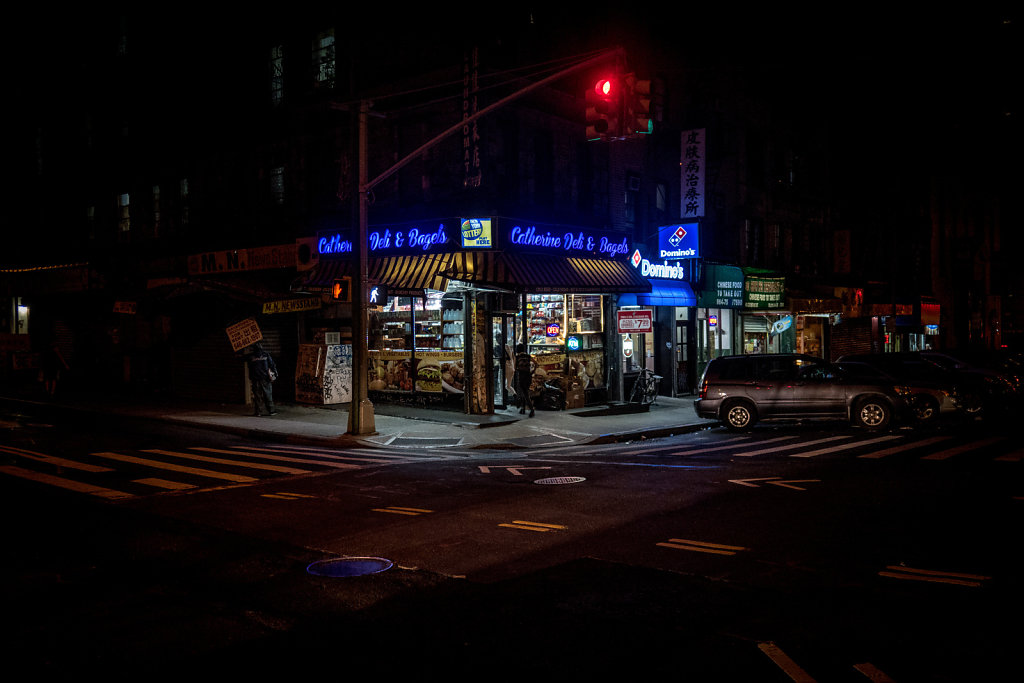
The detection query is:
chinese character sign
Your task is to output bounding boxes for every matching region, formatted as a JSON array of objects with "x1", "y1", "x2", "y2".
[{"x1": 681, "y1": 128, "x2": 706, "y2": 218}]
